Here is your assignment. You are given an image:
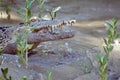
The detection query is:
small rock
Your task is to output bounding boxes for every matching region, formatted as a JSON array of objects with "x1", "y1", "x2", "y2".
[
  {"x1": 74, "y1": 72, "x2": 100, "y2": 80},
  {"x1": 51, "y1": 65, "x2": 81, "y2": 80},
  {"x1": 86, "y1": 49, "x2": 99, "y2": 69}
]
